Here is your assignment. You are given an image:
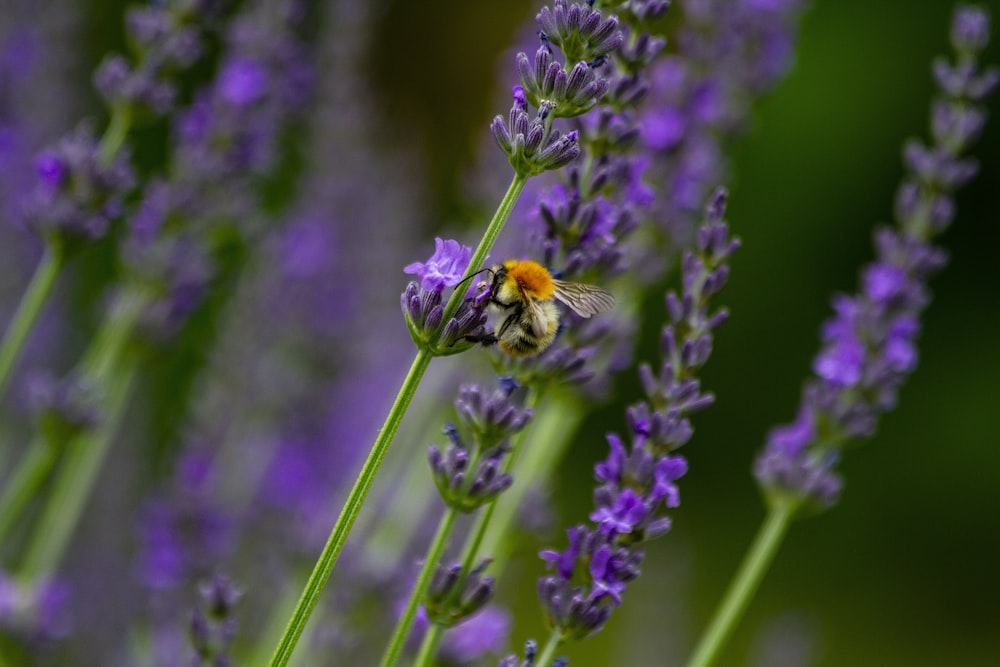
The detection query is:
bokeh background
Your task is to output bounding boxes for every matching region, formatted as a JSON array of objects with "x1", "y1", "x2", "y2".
[{"x1": 1, "y1": 0, "x2": 998, "y2": 666}]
